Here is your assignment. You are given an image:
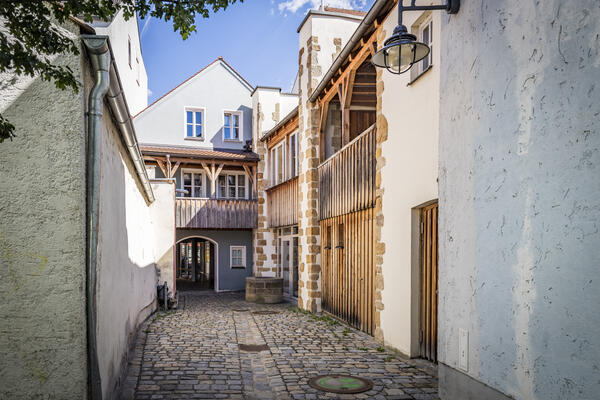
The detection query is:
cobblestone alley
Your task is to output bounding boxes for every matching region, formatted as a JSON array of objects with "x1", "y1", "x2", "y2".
[{"x1": 121, "y1": 292, "x2": 439, "y2": 400}]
